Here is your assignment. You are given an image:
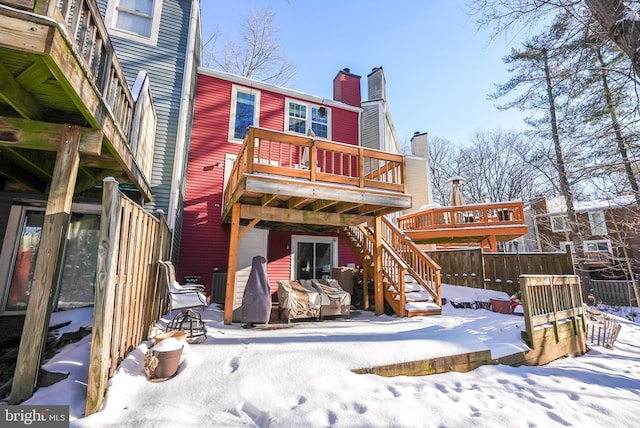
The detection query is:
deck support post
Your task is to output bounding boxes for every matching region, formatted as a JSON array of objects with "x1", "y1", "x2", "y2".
[
  {"x1": 10, "y1": 124, "x2": 80, "y2": 403},
  {"x1": 374, "y1": 216, "x2": 384, "y2": 315},
  {"x1": 224, "y1": 203, "x2": 241, "y2": 324}
]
